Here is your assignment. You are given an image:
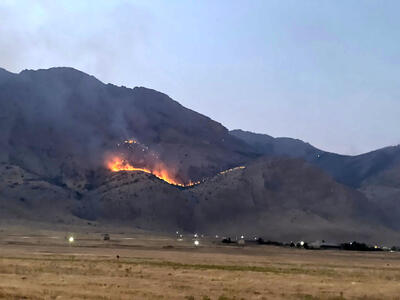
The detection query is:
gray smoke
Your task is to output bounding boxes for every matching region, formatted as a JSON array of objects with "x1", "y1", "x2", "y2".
[{"x1": 0, "y1": 1, "x2": 152, "y2": 86}]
